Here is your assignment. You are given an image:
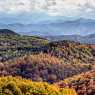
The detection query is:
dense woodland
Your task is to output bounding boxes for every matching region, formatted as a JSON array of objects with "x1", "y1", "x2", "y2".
[
  {"x1": 56, "y1": 70, "x2": 95, "y2": 95},
  {"x1": 0, "y1": 53, "x2": 93, "y2": 83},
  {"x1": 0, "y1": 29, "x2": 95, "y2": 95}
]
